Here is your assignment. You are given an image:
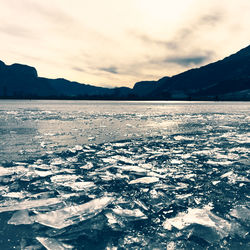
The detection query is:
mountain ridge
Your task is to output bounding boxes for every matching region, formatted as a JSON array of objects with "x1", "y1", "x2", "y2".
[
  {"x1": 135, "y1": 45, "x2": 250, "y2": 100},
  {"x1": 1, "y1": 45, "x2": 250, "y2": 100}
]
